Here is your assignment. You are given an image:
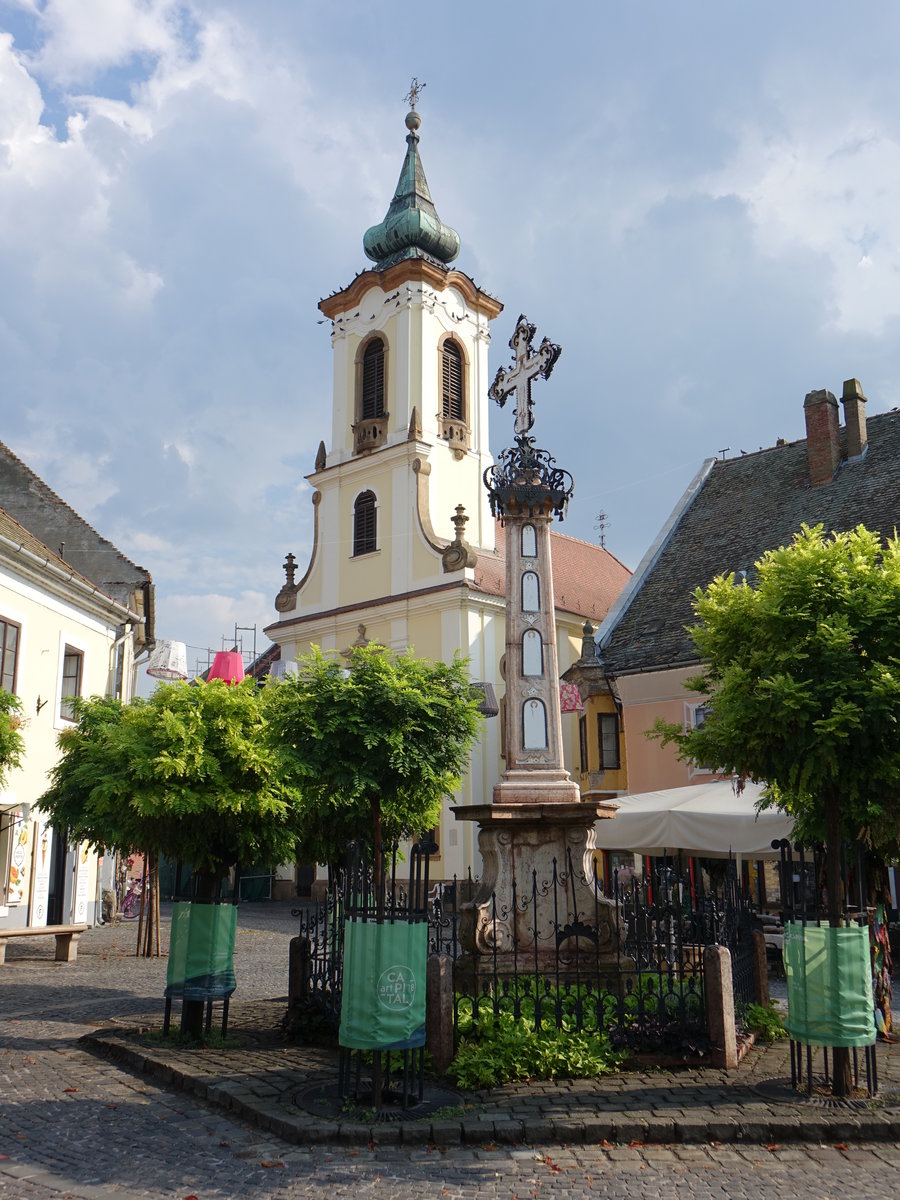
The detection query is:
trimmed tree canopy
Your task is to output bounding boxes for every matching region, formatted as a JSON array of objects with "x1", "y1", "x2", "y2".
[
  {"x1": 653, "y1": 524, "x2": 900, "y2": 857},
  {"x1": 0, "y1": 688, "x2": 25, "y2": 789},
  {"x1": 261, "y1": 643, "x2": 483, "y2": 864},
  {"x1": 40, "y1": 680, "x2": 301, "y2": 882}
]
